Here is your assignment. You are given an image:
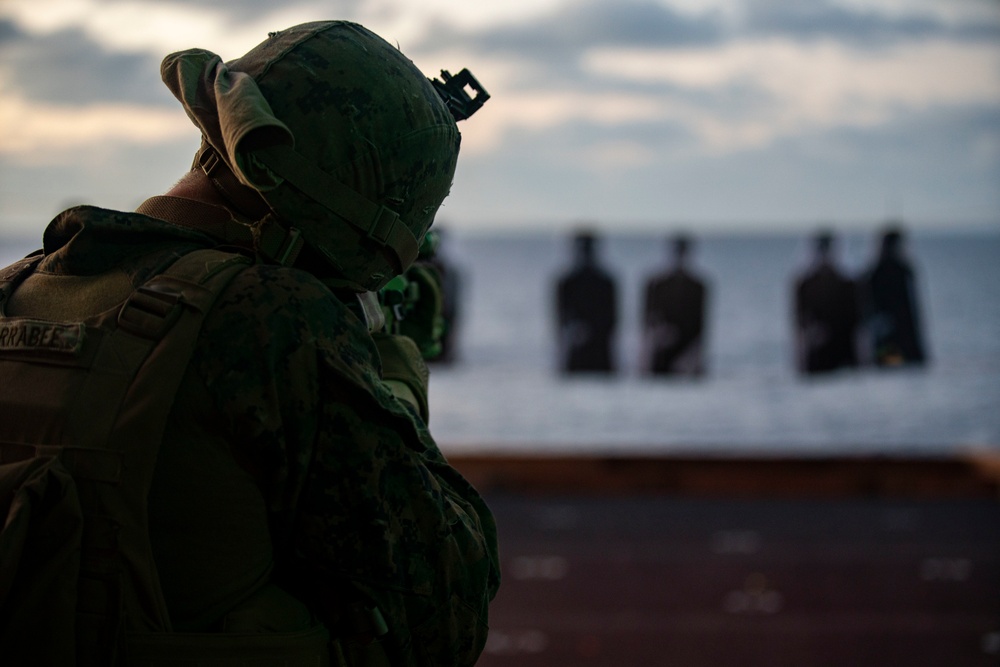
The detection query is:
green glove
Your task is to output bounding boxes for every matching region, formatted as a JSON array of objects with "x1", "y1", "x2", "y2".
[
  {"x1": 373, "y1": 331, "x2": 430, "y2": 423},
  {"x1": 397, "y1": 264, "x2": 445, "y2": 359}
]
